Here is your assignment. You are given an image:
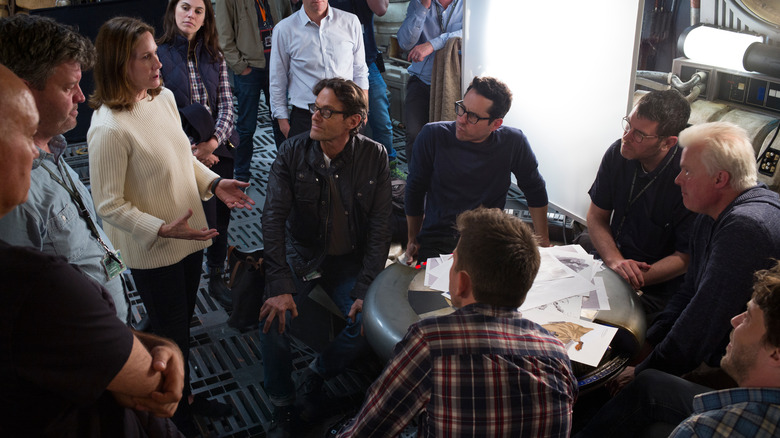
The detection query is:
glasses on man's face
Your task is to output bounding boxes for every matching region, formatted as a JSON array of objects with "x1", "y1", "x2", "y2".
[
  {"x1": 309, "y1": 103, "x2": 347, "y2": 119},
  {"x1": 621, "y1": 116, "x2": 662, "y2": 143},
  {"x1": 454, "y1": 100, "x2": 491, "y2": 125}
]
